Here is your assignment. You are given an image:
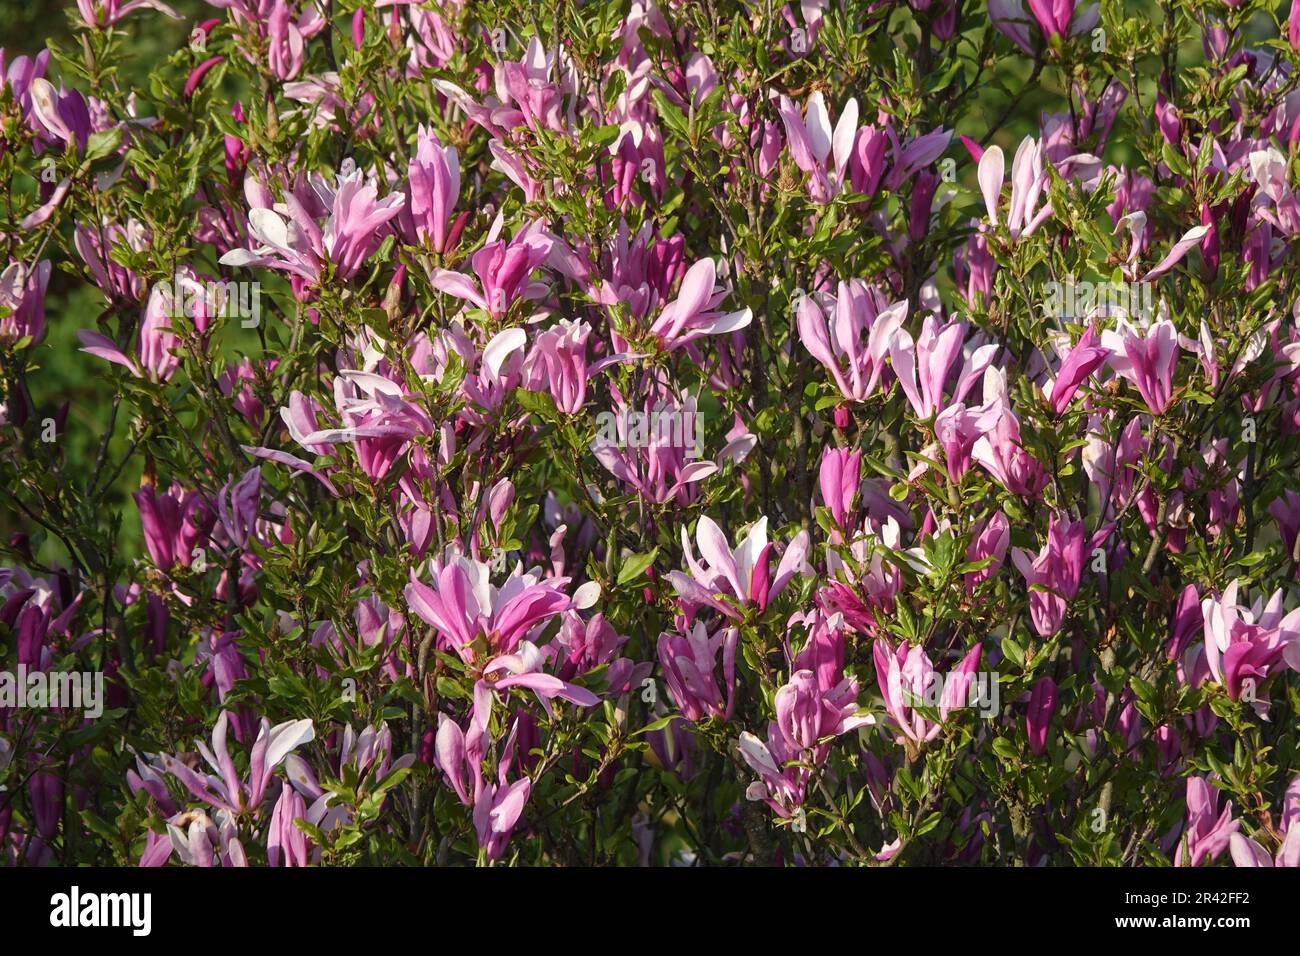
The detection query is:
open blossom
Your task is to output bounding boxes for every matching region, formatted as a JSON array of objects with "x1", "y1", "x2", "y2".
[
  {"x1": 873, "y1": 638, "x2": 983, "y2": 745},
  {"x1": 889, "y1": 315, "x2": 998, "y2": 420},
  {"x1": 1102, "y1": 317, "x2": 1181, "y2": 415},
  {"x1": 775, "y1": 91, "x2": 858, "y2": 203},
  {"x1": 1200, "y1": 580, "x2": 1300, "y2": 702},
  {"x1": 157, "y1": 710, "x2": 315, "y2": 819},
  {"x1": 1231, "y1": 775, "x2": 1300, "y2": 867},
  {"x1": 77, "y1": 279, "x2": 183, "y2": 382},
  {"x1": 647, "y1": 257, "x2": 752, "y2": 351},
  {"x1": 430, "y1": 222, "x2": 553, "y2": 319},
  {"x1": 796, "y1": 281, "x2": 904, "y2": 403},
  {"x1": 775, "y1": 668, "x2": 872, "y2": 758},
  {"x1": 1011, "y1": 515, "x2": 1110, "y2": 638},
  {"x1": 405, "y1": 549, "x2": 600, "y2": 663},
  {"x1": 667, "y1": 515, "x2": 811, "y2": 618},
  {"x1": 221, "y1": 169, "x2": 405, "y2": 283},
  {"x1": 657, "y1": 620, "x2": 738, "y2": 722},
  {"x1": 1175, "y1": 775, "x2": 1238, "y2": 867}
]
